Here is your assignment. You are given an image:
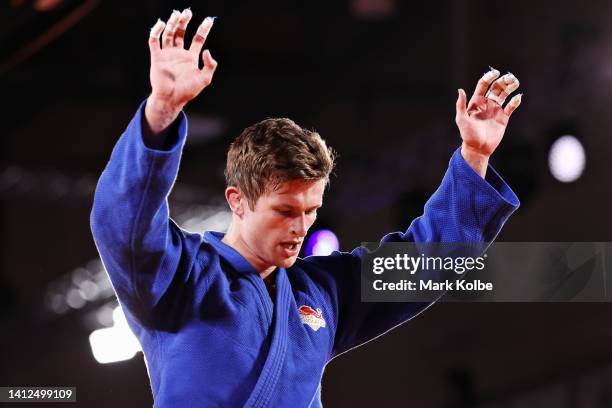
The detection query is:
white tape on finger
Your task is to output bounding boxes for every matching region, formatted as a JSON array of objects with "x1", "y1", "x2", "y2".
[
  {"x1": 485, "y1": 90, "x2": 504, "y2": 105},
  {"x1": 196, "y1": 17, "x2": 216, "y2": 39},
  {"x1": 150, "y1": 19, "x2": 165, "y2": 38}
]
